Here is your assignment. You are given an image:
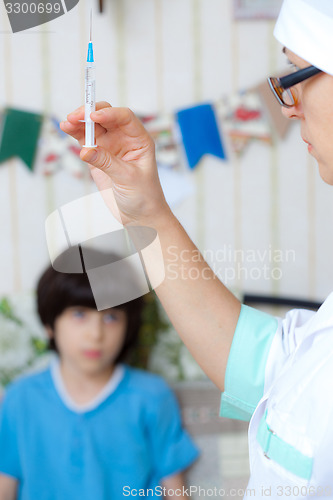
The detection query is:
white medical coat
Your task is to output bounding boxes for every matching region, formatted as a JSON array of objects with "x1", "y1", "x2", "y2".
[{"x1": 220, "y1": 293, "x2": 333, "y2": 498}]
